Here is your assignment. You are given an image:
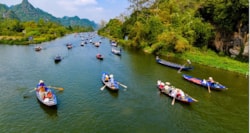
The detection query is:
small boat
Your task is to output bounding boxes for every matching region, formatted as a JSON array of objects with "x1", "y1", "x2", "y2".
[
  {"x1": 156, "y1": 56, "x2": 193, "y2": 71},
  {"x1": 111, "y1": 48, "x2": 121, "y2": 56},
  {"x1": 94, "y1": 42, "x2": 100, "y2": 47},
  {"x1": 157, "y1": 80, "x2": 198, "y2": 104},
  {"x1": 96, "y1": 54, "x2": 103, "y2": 60},
  {"x1": 34, "y1": 46, "x2": 42, "y2": 51},
  {"x1": 111, "y1": 41, "x2": 118, "y2": 47},
  {"x1": 80, "y1": 42, "x2": 84, "y2": 46},
  {"x1": 35, "y1": 80, "x2": 57, "y2": 106},
  {"x1": 66, "y1": 43, "x2": 73, "y2": 49},
  {"x1": 54, "y1": 55, "x2": 62, "y2": 63},
  {"x1": 101, "y1": 72, "x2": 119, "y2": 91},
  {"x1": 182, "y1": 74, "x2": 227, "y2": 91}
]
